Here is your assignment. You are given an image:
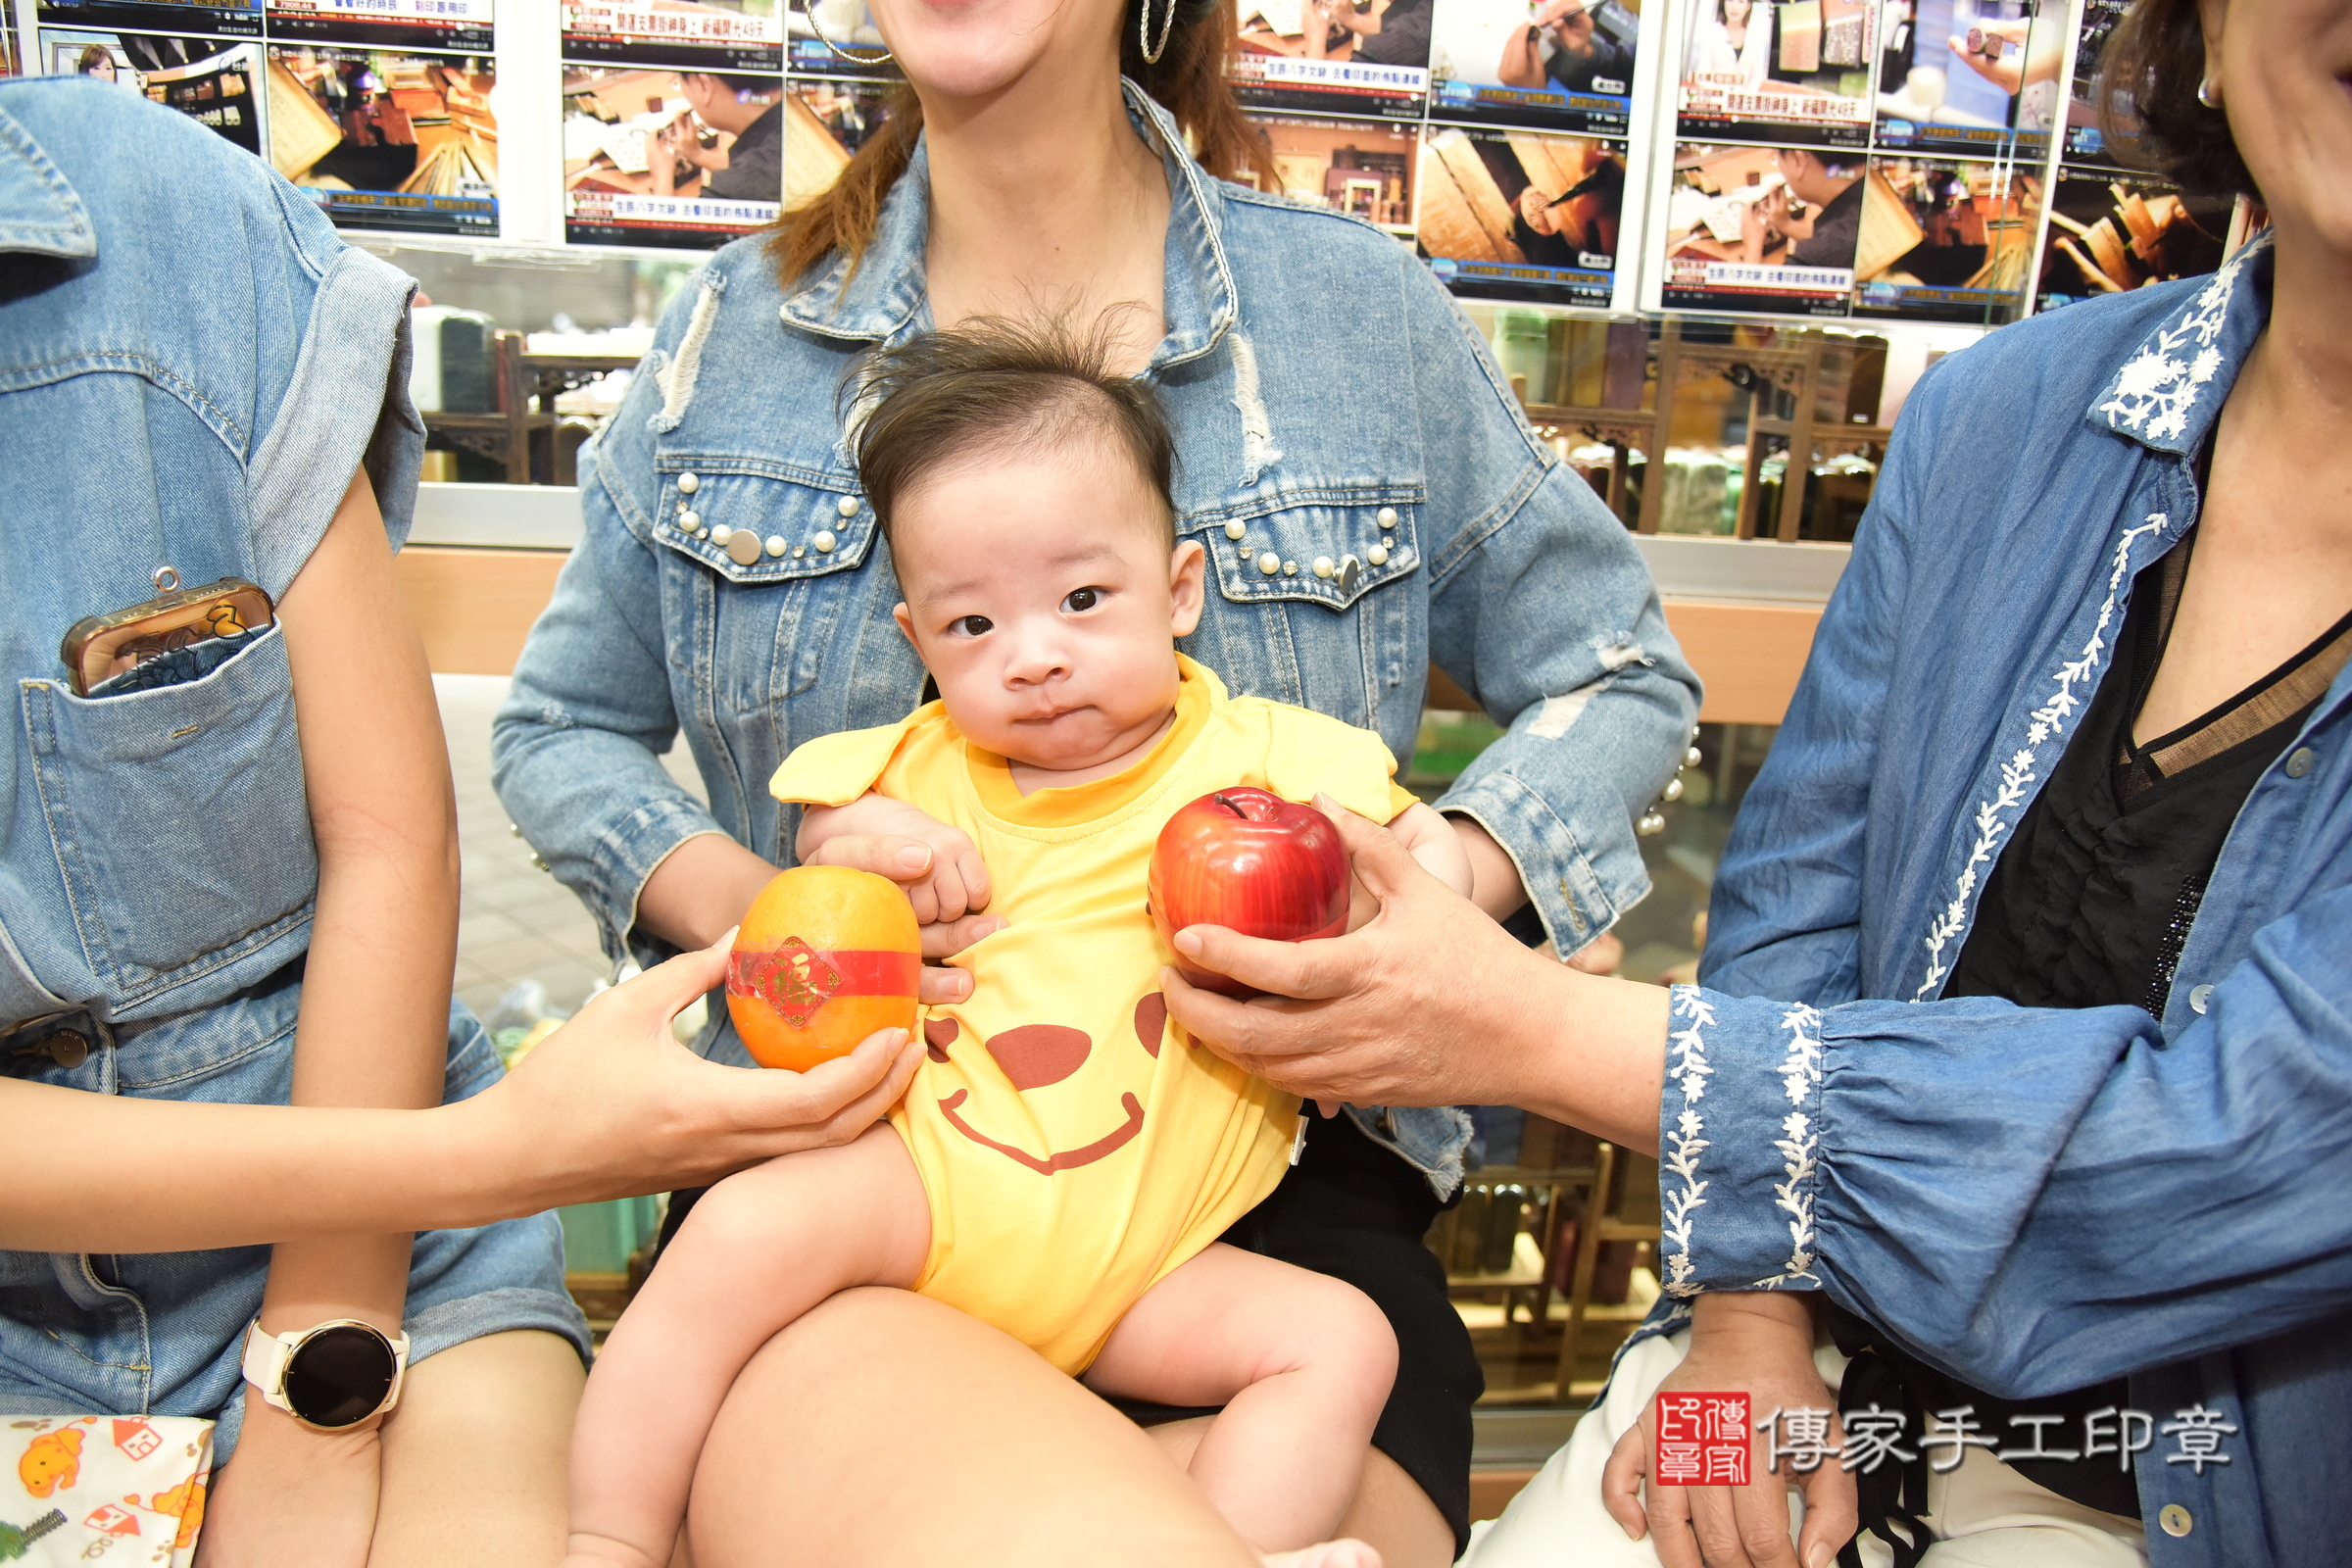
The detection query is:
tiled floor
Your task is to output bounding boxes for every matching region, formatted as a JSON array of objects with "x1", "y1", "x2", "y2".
[{"x1": 435, "y1": 675, "x2": 705, "y2": 1025}]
